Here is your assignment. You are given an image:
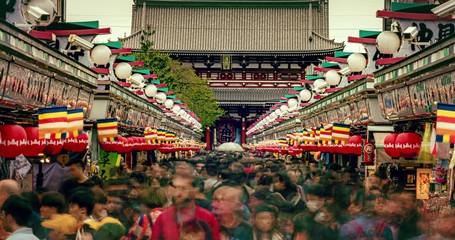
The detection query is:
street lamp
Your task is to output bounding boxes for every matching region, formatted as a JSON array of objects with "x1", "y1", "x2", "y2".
[
  {"x1": 325, "y1": 69, "x2": 341, "y2": 86},
  {"x1": 287, "y1": 98, "x2": 298, "y2": 109},
  {"x1": 299, "y1": 89, "x2": 312, "y2": 102},
  {"x1": 347, "y1": 53, "x2": 367, "y2": 72},
  {"x1": 91, "y1": 45, "x2": 111, "y2": 65},
  {"x1": 164, "y1": 99, "x2": 174, "y2": 109},
  {"x1": 115, "y1": 62, "x2": 132, "y2": 79},
  {"x1": 155, "y1": 92, "x2": 167, "y2": 104},
  {"x1": 376, "y1": 31, "x2": 401, "y2": 54},
  {"x1": 144, "y1": 84, "x2": 157, "y2": 98}
]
